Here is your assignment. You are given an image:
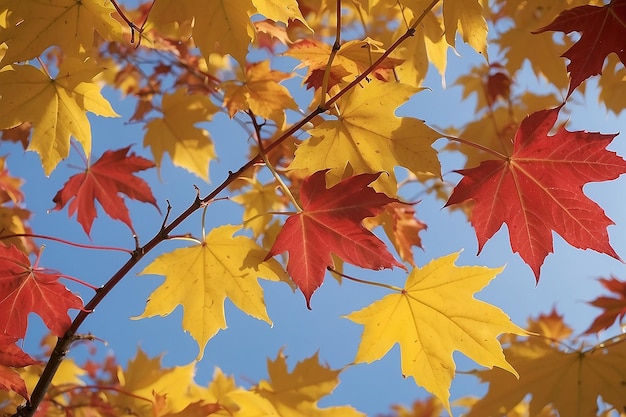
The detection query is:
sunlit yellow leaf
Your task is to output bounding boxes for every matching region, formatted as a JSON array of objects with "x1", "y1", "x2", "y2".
[
  {"x1": 443, "y1": 0, "x2": 488, "y2": 58},
  {"x1": 252, "y1": 0, "x2": 312, "y2": 30},
  {"x1": 289, "y1": 80, "x2": 441, "y2": 195},
  {"x1": 346, "y1": 252, "x2": 525, "y2": 414},
  {"x1": 0, "y1": 60, "x2": 119, "y2": 175},
  {"x1": 254, "y1": 350, "x2": 365, "y2": 417},
  {"x1": 0, "y1": 0, "x2": 123, "y2": 66},
  {"x1": 136, "y1": 225, "x2": 287, "y2": 358},
  {"x1": 144, "y1": 88, "x2": 218, "y2": 181}
]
